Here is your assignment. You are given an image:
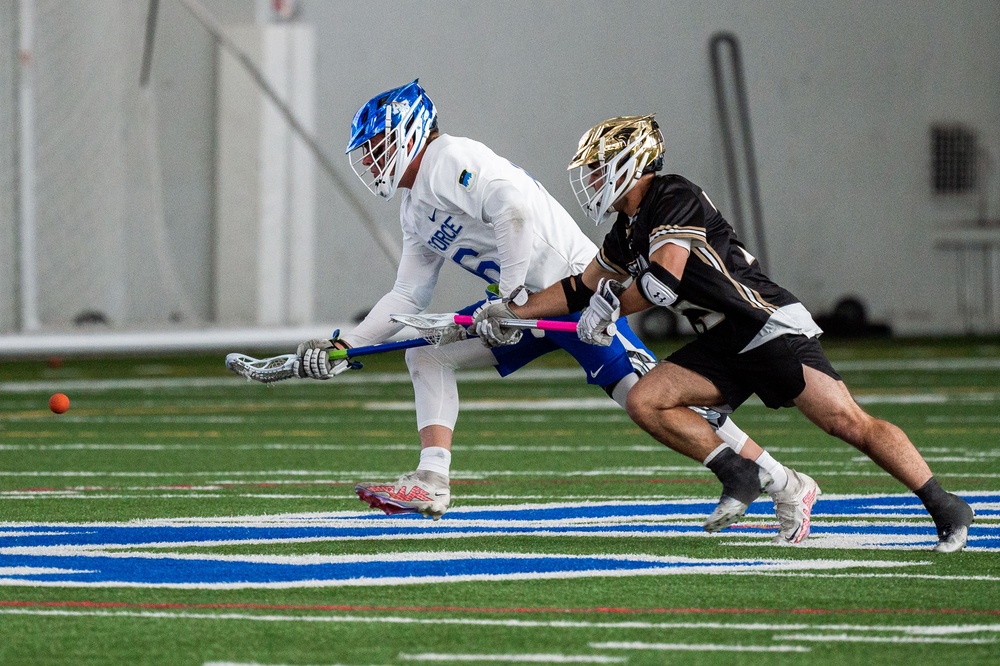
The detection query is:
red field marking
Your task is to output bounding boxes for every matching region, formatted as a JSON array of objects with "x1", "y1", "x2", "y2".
[
  {"x1": 645, "y1": 479, "x2": 715, "y2": 485},
  {"x1": 2, "y1": 600, "x2": 998, "y2": 616}
]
